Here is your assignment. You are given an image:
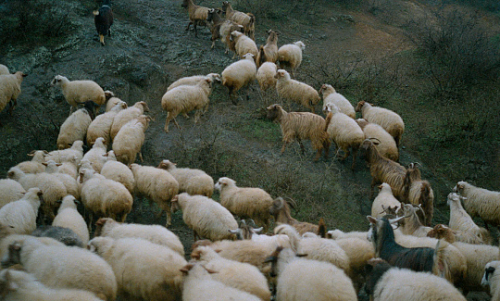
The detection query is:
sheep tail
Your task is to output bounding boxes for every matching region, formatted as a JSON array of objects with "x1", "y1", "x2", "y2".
[
  {"x1": 317, "y1": 218, "x2": 326, "y2": 238},
  {"x1": 324, "y1": 112, "x2": 333, "y2": 132}
]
